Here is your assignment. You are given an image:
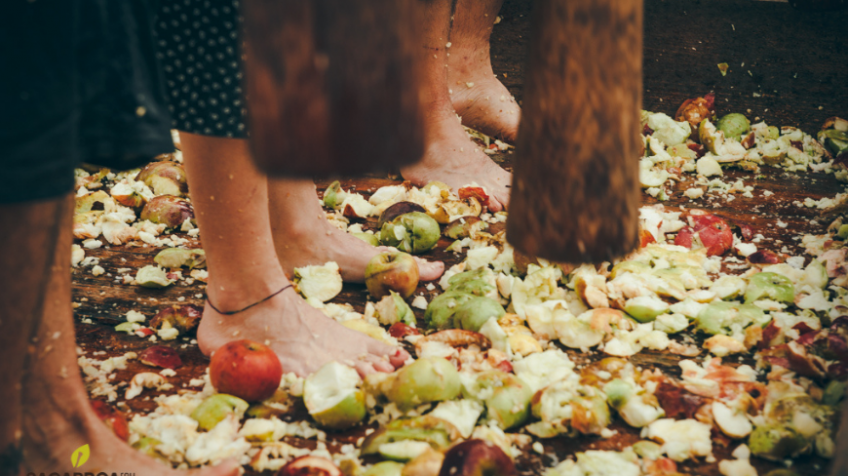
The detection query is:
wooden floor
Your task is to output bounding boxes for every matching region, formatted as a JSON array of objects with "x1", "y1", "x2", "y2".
[{"x1": 73, "y1": 2, "x2": 847, "y2": 475}]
